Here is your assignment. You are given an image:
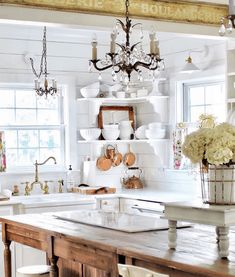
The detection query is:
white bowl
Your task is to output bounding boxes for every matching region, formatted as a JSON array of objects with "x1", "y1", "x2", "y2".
[
  {"x1": 80, "y1": 88, "x2": 99, "y2": 98},
  {"x1": 116, "y1": 91, "x2": 126, "y2": 98},
  {"x1": 145, "y1": 128, "x2": 166, "y2": 139},
  {"x1": 103, "y1": 124, "x2": 119, "y2": 129},
  {"x1": 135, "y1": 125, "x2": 147, "y2": 139},
  {"x1": 102, "y1": 128, "x2": 120, "y2": 140},
  {"x1": 148, "y1": 122, "x2": 162, "y2": 130},
  {"x1": 80, "y1": 128, "x2": 101, "y2": 141}
]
